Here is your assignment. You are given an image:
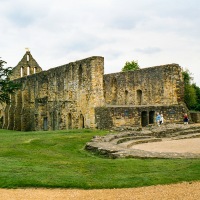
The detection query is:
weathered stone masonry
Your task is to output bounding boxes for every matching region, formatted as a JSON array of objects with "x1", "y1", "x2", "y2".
[
  {"x1": 95, "y1": 64, "x2": 188, "y2": 129},
  {"x1": 2, "y1": 50, "x2": 189, "y2": 131},
  {"x1": 3, "y1": 51, "x2": 104, "y2": 131}
]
